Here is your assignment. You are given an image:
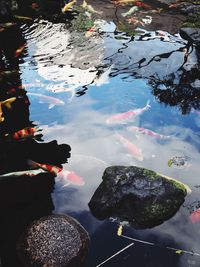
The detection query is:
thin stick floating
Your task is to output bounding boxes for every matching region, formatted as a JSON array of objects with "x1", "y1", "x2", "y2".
[
  {"x1": 121, "y1": 234, "x2": 200, "y2": 257},
  {"x1": 96, "y1": 242, "x2": 134, "y2": 267}
]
